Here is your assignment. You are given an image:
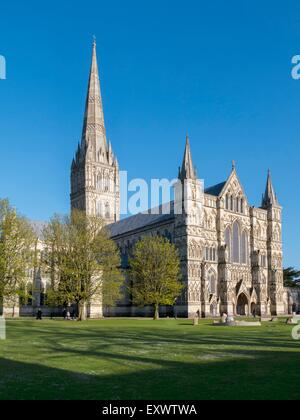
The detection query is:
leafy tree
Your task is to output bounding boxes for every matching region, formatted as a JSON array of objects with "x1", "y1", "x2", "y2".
[
  {"x1": 284, "y1": 267, "x2": 300, "y2": 288},
  {"x1": 42, "y1": 210, "x2": 123, "y2": 320},
  {"x1": 129, "y1": 236, "x2": 182, "y2": 320},
  {"x1": 0, "y1": 199, "x2": 36, "y2": 314}
]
